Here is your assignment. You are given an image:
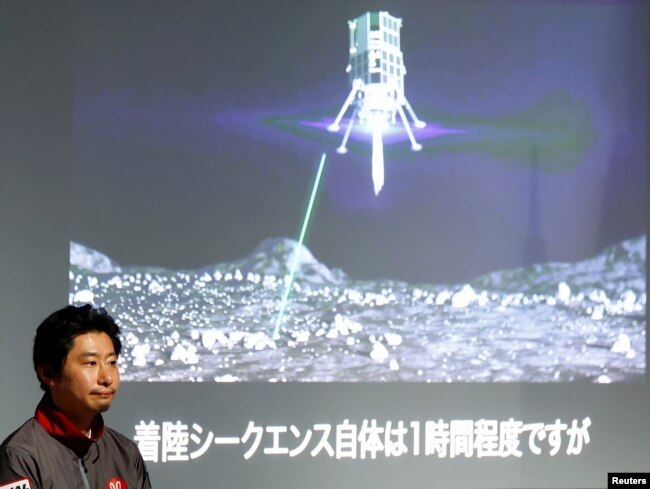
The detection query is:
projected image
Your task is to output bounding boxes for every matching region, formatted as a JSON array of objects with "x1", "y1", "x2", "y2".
[{"x1": 69, "y1": 2, "x2": 646, "y2": 382}]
